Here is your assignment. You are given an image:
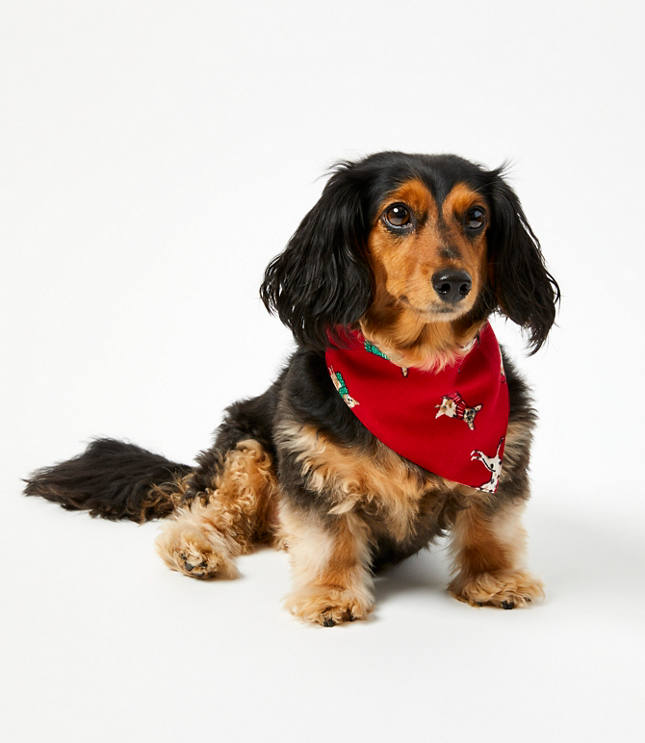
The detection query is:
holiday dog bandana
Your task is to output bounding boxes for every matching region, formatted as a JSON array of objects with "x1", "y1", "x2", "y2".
[{"x1": 325, "y1": 322, "x2": 509, "y2": 492}]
